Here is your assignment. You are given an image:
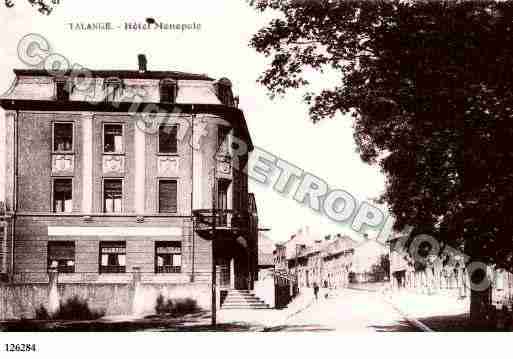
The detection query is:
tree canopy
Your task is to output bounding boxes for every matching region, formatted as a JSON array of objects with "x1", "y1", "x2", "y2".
[
  {"x1": 3, "y1": 0, "x2": 55, "y2": 15},
  {"x1": 249, "y1": 0, "x2": 513, "y2": 270}
]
